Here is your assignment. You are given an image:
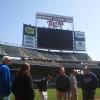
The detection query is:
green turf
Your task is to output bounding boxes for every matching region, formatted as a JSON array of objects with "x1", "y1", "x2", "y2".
[
  {"x1": 10, "y1": 88, "x2": 100, "y2": 100},
  {"x1": 95, "y1": 88, "x2": 100, "y2": 98}
]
